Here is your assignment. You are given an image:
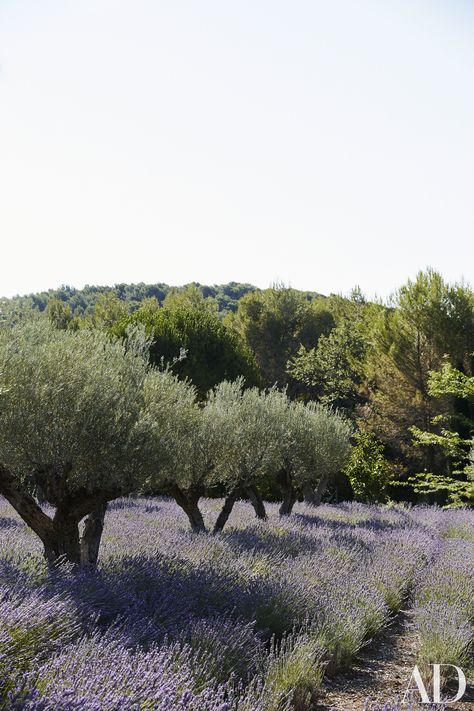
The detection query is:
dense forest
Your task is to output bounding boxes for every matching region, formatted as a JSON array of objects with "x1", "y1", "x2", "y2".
[
  {"x1": 0, "y1": 281, "x2": 259, "y2": 319},
  {"x1": 0, "y1": 281, "x2": 321, "y2": 321},
  {"x1": 1, "y1": 268, "x2": 473, "y2": 508}
]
